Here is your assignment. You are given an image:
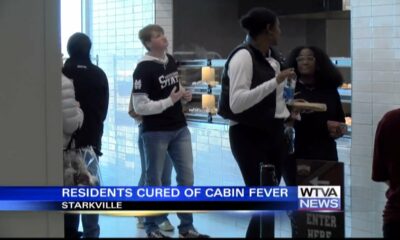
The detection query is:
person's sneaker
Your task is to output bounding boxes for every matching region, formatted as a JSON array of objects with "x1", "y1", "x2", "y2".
[
  {"x1": 137, "y1": 217, "x2": 145, "y2": 229},
  {"x1": 158, "y1": 219, "x2": 175, "y2": 232},
  {"x1": 179, "y1": 229, "x2": 210, "y2": 238},
  {"x1": 147, "y1": 230, "x2": 171, "y2": 238}
]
